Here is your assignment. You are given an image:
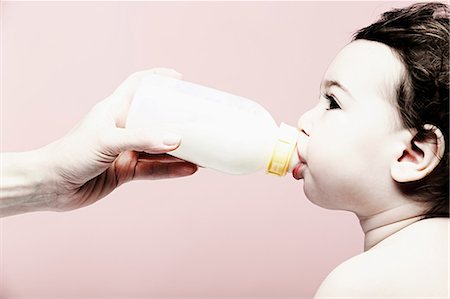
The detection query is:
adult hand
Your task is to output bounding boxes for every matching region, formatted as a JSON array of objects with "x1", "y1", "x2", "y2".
[{"x1": 1, "y1": 68, "x2": 198, "y2": 217}]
